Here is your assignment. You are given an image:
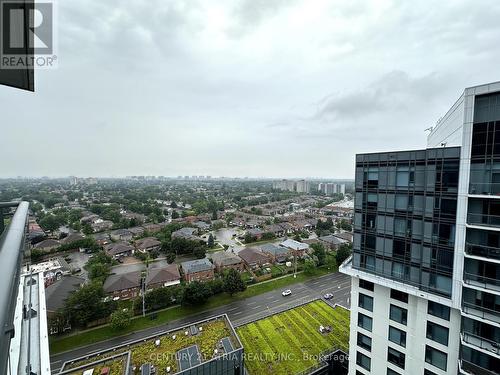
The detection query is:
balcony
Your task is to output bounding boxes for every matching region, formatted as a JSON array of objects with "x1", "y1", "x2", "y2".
[
  {"x1": 461, "y1": 332, "x2": 500, "y2": 356},
  {"x1": 460, "y1": 359, "x2": 499, "y2": 375},
  {"x1": 465, "y1": 242, "x2": 500, "y2": 262},
  {"x1": 467, "y1": 213, "x2": 500, "y2": 229},
  {"x1": 464, "y1": 272, "x2": 500, "y2": 293},
  {"x1": 462, "y1": 302, "x2": 500, "y2": 326},
  {"x1": 469, "y1": 182, "x2": 500, "y2": 197}
]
